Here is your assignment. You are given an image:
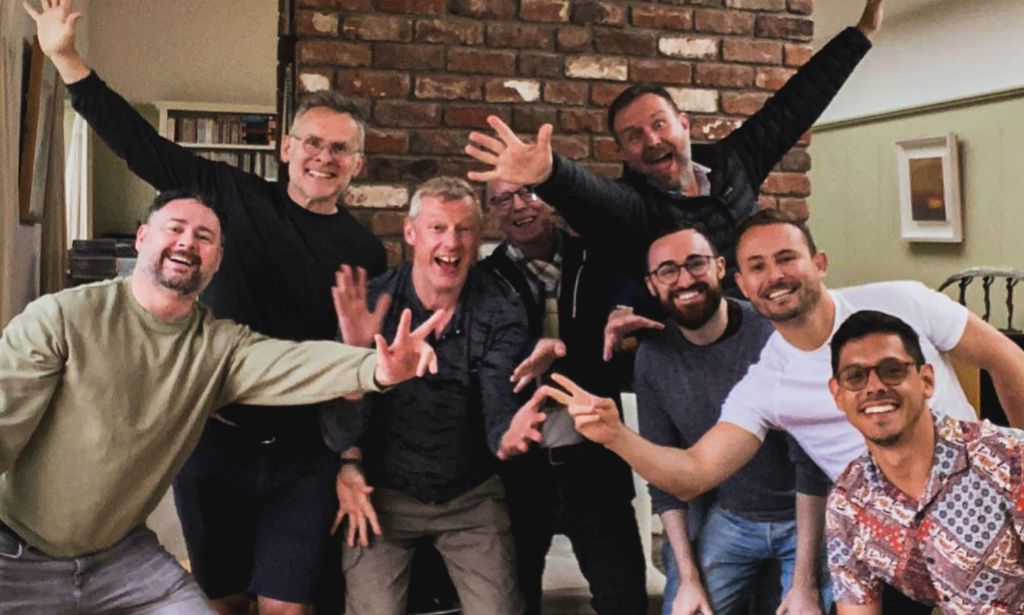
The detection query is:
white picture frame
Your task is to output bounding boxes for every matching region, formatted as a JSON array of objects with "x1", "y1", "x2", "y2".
[{"x1": 895, "y1": 134, "x2": 963, "y2": 243}]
